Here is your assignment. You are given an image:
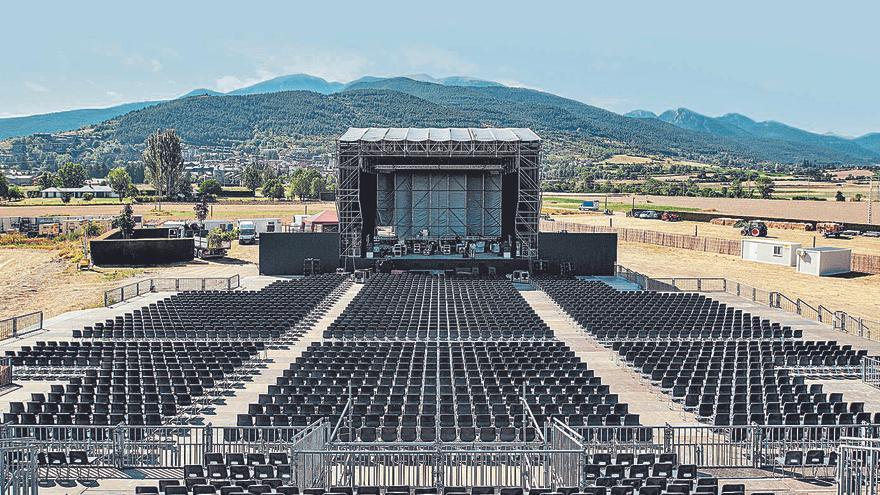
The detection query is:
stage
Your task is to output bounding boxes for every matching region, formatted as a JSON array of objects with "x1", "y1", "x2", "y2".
[{"x1": 351, "y1": 254, "x2": 530, "y2": 274}]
